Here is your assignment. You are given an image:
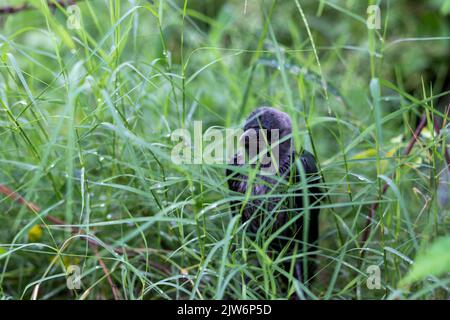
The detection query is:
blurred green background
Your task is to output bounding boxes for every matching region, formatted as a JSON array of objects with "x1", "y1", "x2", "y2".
[{"x1": 0, "y1": 0, "x2": 449, "y2": 300}]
